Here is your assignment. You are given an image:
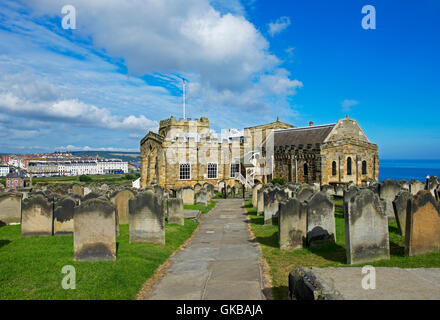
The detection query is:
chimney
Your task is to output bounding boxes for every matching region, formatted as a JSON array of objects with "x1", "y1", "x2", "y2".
[{"x1": 309, "y1": 121, "x2": 314, "y2": 127}]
